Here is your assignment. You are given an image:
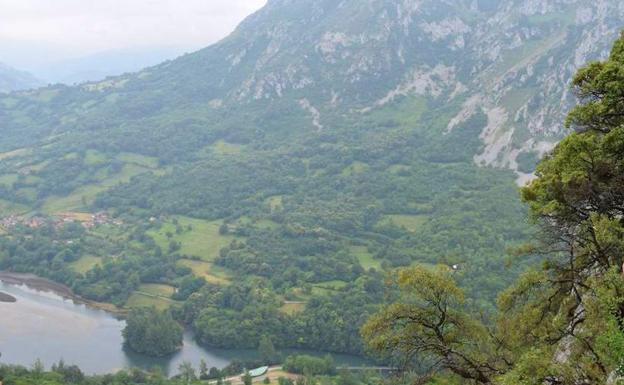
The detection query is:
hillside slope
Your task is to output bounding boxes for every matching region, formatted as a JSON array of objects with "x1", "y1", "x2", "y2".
[
  {"x1": 0, "y1": 0, "x2": 623, "y2": 352},
  {"x1": 0, "y1": 62, "x2": 42, "y2": 93},
  {"x1": 2, "y1": 1, "x2": 622, "y2": 175}
]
